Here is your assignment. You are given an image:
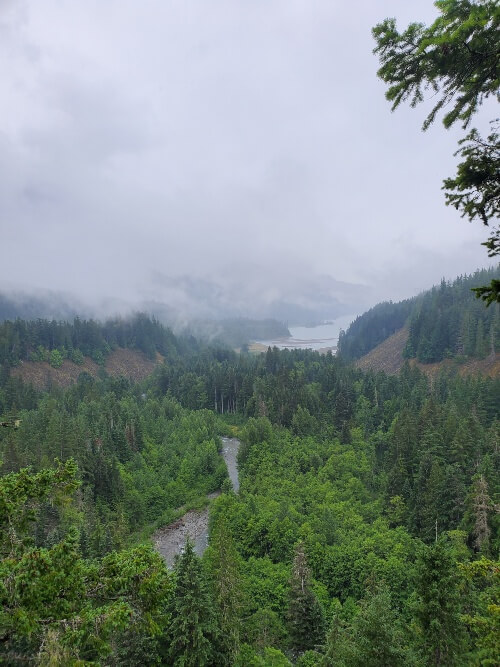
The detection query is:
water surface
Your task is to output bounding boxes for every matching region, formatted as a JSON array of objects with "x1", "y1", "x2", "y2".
[{"x1": 256, "y1": 314, "x2": 357, "y2": 351}]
